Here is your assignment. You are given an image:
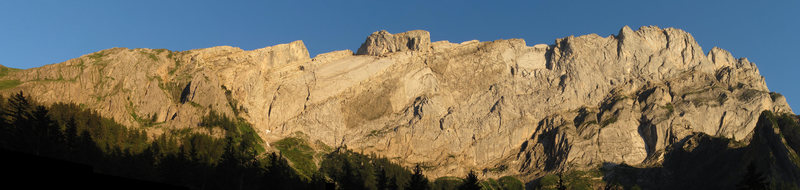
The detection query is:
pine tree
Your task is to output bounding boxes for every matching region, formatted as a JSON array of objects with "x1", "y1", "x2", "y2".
[
  {"x1": 406, "y1": 164, "x2": 429, "y2": 190},
  {"x1": 218, "y1": 136, "x2": 246, "y2": 188},
  {"x1": 310, "y1": 171, "x2": 329, "y2": 190},
  {"x1": 264, "y1": 152, "x2": 297, "y2": 190},
  {"x1": 459, "y1": 170, "x2": 482, "y2": 190},
  {"x1": 340, "y1": 156, "x2": 361, "y2": 189},
  {"x1": 377, "y1": 167, "x2": 389, "y2": 190},
  {"x1": 75, "y1": 130, "x2": 98, "y2": 163},
  {"x1": 219, "y1": 137, "x2": 241, "y2": 169},
  {"x1": 4, "y1": 92, "x2": 31, "y2": 152},
  {"x1": 388, "y1": 176, "x2": 399, "y2": 190},
  {"x1": 30, "y1": 105, "x2": 62, "y2": 156},
  {"x1": 6, "y1": 92, "x2": 31, "y2": 124},
  {"x1": 65, "y1": 117, "x2": 79, "y2": 152}
]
